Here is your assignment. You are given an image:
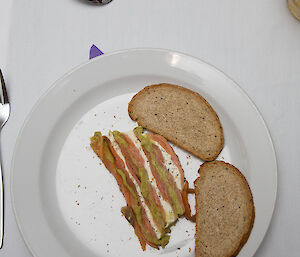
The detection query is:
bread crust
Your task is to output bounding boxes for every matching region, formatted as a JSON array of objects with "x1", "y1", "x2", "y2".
[
  {"x1": 128, "y1": 83, "x2": 224, "y2": 161},
  {"x1": 194, "y1": 161, "x2": 255, "y2": 257}
]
